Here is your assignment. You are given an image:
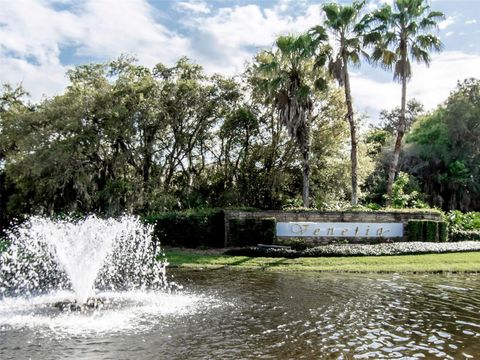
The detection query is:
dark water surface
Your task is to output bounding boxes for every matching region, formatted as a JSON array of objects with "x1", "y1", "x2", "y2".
[{"x1": 1, "y1": 270, "x2": 479, "y2": 359}]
